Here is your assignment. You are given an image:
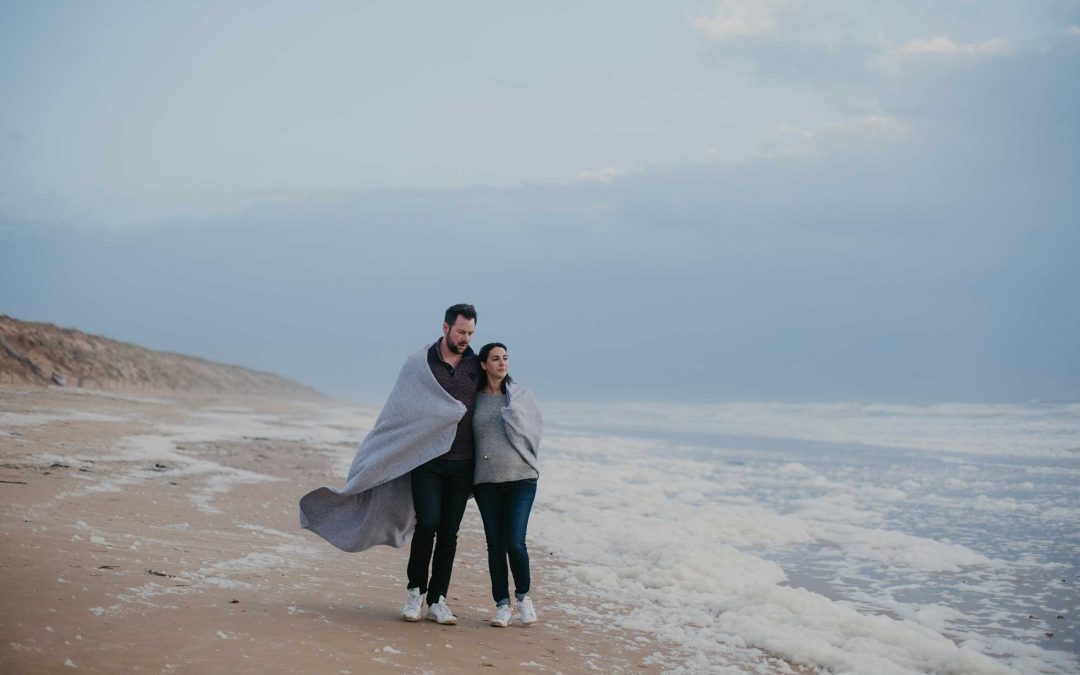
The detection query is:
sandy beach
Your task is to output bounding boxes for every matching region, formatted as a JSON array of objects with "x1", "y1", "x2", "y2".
[{"x1": 0, "y1": 386, "x2": 678, "y2": 674}]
